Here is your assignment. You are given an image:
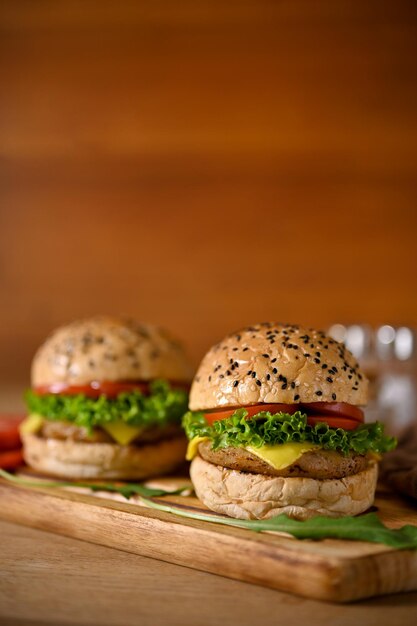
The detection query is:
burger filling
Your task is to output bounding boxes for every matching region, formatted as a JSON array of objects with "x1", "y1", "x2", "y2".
[
  {"x1": 22, "y1": 380, "x2": 189, "y2": 447},
  {"x1": 183, "y1": 406, "x2": 396, "y2": 479}
]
